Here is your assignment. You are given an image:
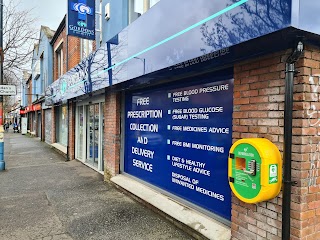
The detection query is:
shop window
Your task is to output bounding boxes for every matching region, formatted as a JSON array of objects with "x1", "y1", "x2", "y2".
[
  {"x1": 56, "y1": 46, "x2": 63, "y2": 77},
  {"x1": 97, "y1": 0, "x2": 103, "y2": 46},
  {"x1": 77, "y1": 106, "x2": 84, "y2": 160},
  {"x1": 149, "y1": 0, "x2": 160, "y2": 8},
  {"x1": 81, "y1": 39, "x2": 94, "y2": 60},
  {"x1": 56, "y1": 105, "x2": 68, "y2": 147},
  {"x1": 129, "y1": 0, "x2": 161, "y2": 23}
]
